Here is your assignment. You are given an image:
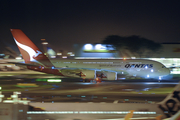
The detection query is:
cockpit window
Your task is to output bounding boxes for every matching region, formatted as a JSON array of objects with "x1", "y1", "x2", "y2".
[{"x1": 162, "y1": 65, "x2": 166, "y2": 68}]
